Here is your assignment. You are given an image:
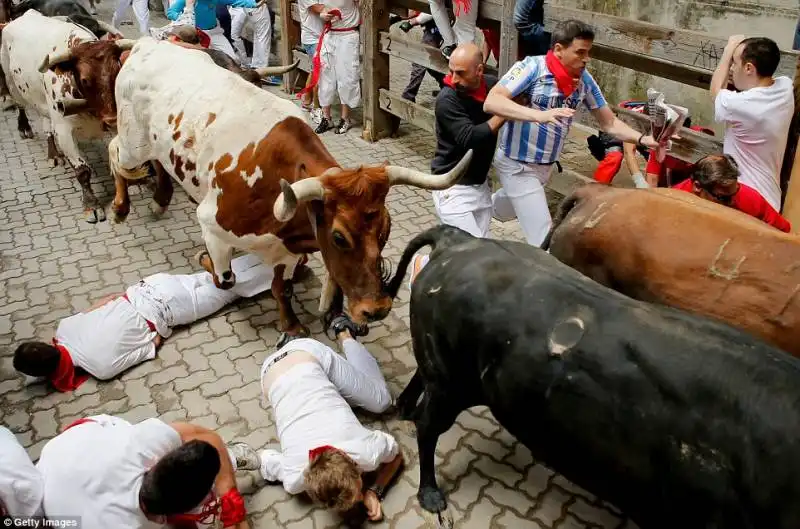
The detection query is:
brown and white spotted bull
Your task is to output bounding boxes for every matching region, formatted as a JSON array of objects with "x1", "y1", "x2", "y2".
[
  {"x1": 543, "y1": 184, "x2": 800, "y2": 357},
  {"x1": 0, "y1": 10, "x2": 134, "y2": 222},
  {"x1": 108, "y1": 37, "x2": 472, "y2": 340}
]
